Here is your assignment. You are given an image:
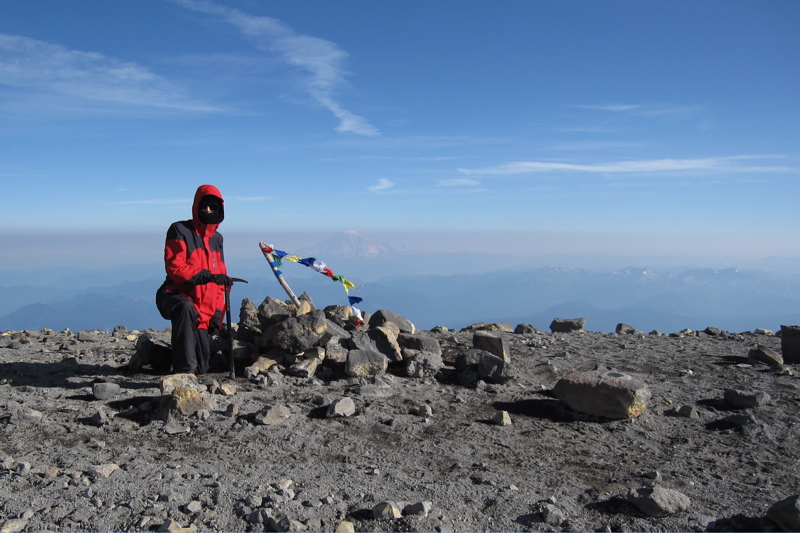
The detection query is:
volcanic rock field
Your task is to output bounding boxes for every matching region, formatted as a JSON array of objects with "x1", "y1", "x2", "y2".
[{"x1": 1, "y1": 296, "x2": 799, "y2": 533}]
